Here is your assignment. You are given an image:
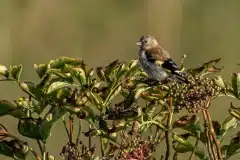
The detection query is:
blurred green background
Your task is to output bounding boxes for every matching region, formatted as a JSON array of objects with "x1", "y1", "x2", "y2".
[{"x1": 0, "y1": 0, "x2": 240, "y2": 159}]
